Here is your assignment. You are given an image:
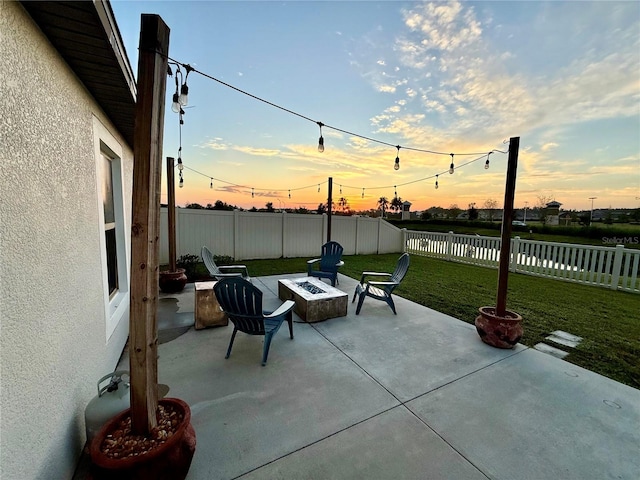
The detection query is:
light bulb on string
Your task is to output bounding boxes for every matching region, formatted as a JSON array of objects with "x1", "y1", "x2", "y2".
[
  {"x1": 362, "y1": 188, "x2": 365, "y2": 198},
  {"x1": 435, "y1": 174, "x2": 439, "y2": 189},
  {"x1": 210, "y1": 178, "x2": 213, "y2": 189},
  {"x1": 340, "y1": 185, "x2": 342, "y2": 194},
  {"x1": 251, "y1": 188, "x2": 254, "y2": 198},
  {"x1": 179, "y1": 172, "x2": 184, "y2": 188},
  {"x1": 317, "y1": 122, "x2": 324, "y2": 153},
  {"x1": 178, "y1": 64, "x2": 193, "y2": 106},
  {"x1": 485, "y1": 152, "x2": 491, "y2": 170},
  {"x1": 394, "y1": 185, "x2": 397, "y2": 198},
  {"x1": 449, "y1": 153, "x2": 455, "y2": 174},
  {"x1": 318, "y1": 184, "x2": 320, "y2": 193},
  {"x1": 288, "y1": 190, "x2": 291, "y2": 199},
  {"x1": 177, "y1": 156, "x2": 184, "y2": 171},
  {"x1": 171, "y1": 71, "x2": 180, "y2": 113},
  {"x1": 394, "y1": 145, "x2": 400, "y2": 171}
]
